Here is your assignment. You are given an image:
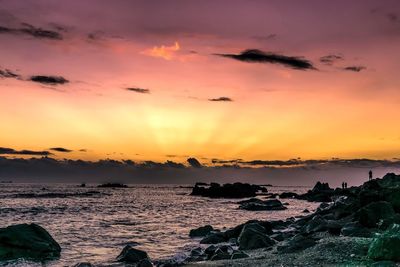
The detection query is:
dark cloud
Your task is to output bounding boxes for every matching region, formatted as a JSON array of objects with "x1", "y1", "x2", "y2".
[
  {"x1": 387, "y1": 13, "x2": 398, "y2": 22},
  {"x1": 0, "y1": 23, "x2": 63, "y2": 40},
  {"x1": 320, "y1": 54, "x2": 343, "y2": 65},
  {"x1": 343, "y1": 66, "x2": 366, "y2": 72},
  {"x1": 0, "y1": 69, "x2": 20, "y2": 79},
  {"x1": 49, "y1": 147, "x2": 73, "y2": 153},
  {"x1": 79, "y1": 149, "x2": 88, "y2": 152},
  {"x1": 0, "y1": 147, "x2": 51, "y2": 156},
  {"x1": 208, "y1": 97, "x2": 233, "y2": 102},
  {"x1": 126, "y1": 87, "x2": 150, "y2": 94},
  {"x1": 216, "y1": 49, "x2": 315, "y2": 70},
  {"x1": 30, "y1": 75, "x2": 69, "y2": 85},
  {"x1": 187, "y1": 157, "x2": 202, "y2": 168}
]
